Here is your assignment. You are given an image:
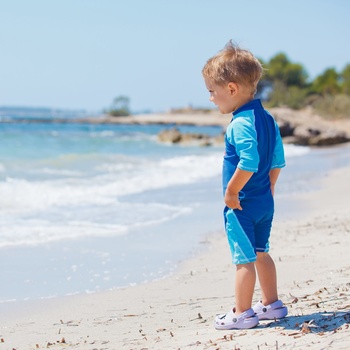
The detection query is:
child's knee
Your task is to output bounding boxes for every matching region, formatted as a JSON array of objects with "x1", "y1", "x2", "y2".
[{"x1": 256, "y1": 251, "x2": 270, "y2": 261}]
